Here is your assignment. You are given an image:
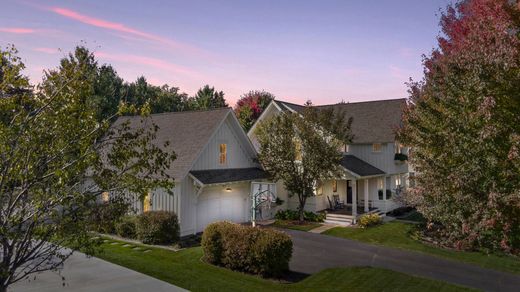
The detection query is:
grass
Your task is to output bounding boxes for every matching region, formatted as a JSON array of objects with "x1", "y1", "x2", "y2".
[
  {"x1": 323, "y1": 221, "x2": 520, "y2": 274},
  {"x1": 271, "y1": 220, "x2": 322, "y2": 231},
  {"x1": 94, "y1": 238, "x2": 472, "y2": 292}
]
